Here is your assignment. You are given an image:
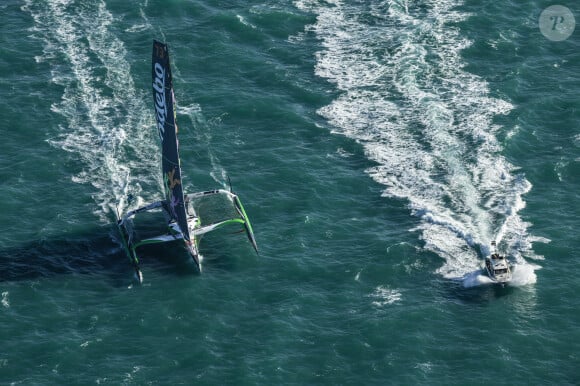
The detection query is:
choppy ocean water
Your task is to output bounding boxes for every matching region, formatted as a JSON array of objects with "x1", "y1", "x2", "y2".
[{"x1": 1, "y1": 0, "x2": 579, "y2": 384}]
